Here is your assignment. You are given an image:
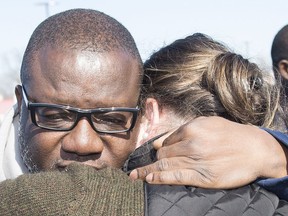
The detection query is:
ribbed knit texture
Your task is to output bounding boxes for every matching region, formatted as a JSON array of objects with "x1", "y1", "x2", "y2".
[{"x1": 0, "y1": 163, "x2": 144, "y2": 216}]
